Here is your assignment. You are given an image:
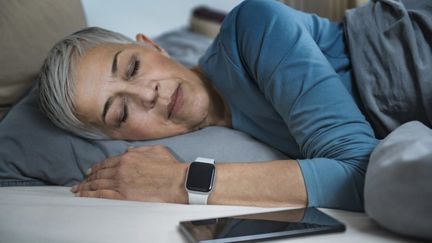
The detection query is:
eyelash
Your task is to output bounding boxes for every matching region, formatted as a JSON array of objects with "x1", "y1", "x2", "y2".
[
  {"x1": 127, "y1": 56, "x2": 140, "y2": 79},
  {"x1": 118, "y1": 97, "x2": 128, "y2": 127}
]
